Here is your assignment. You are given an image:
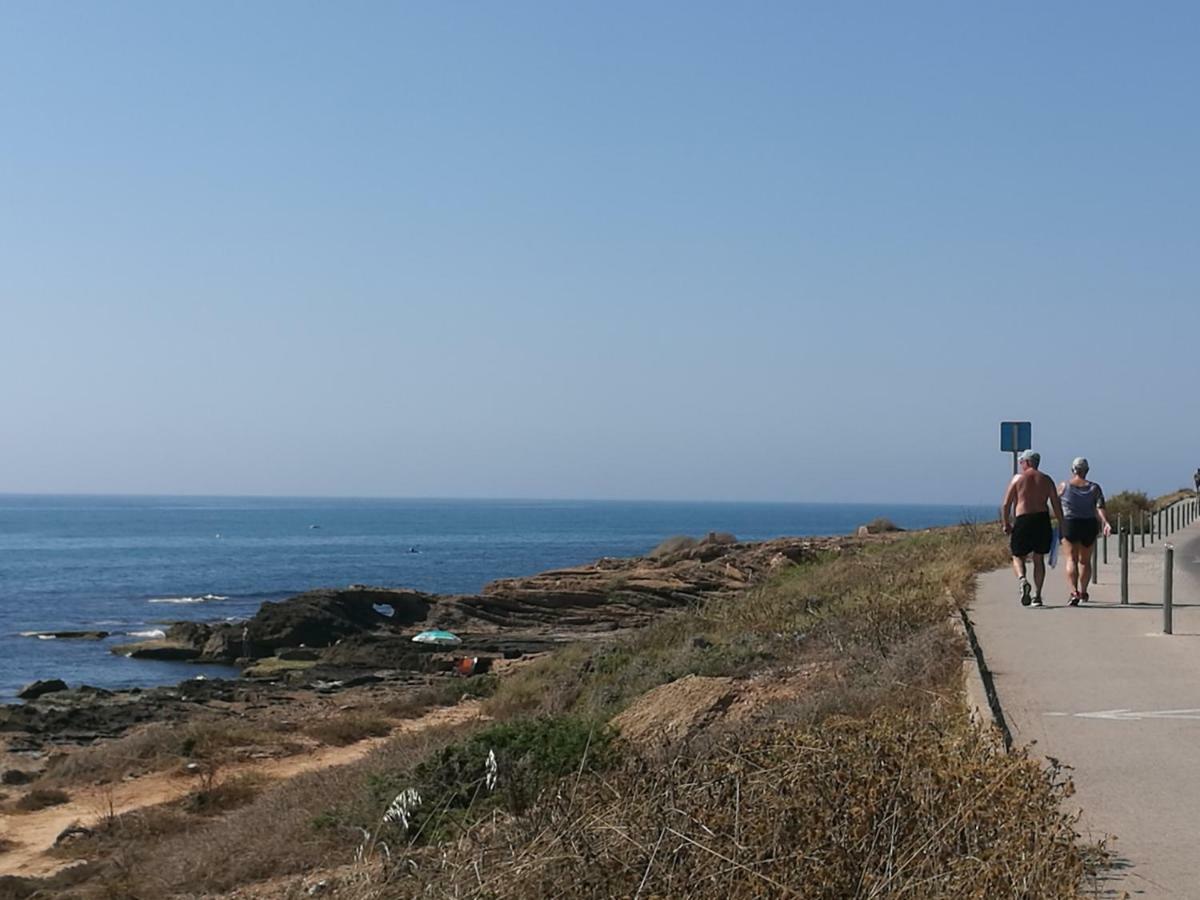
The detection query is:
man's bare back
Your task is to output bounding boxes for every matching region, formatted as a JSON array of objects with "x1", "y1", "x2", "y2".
[{"x1": 1006, "y1": 468, "x2": 1058, "y2": 518}]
